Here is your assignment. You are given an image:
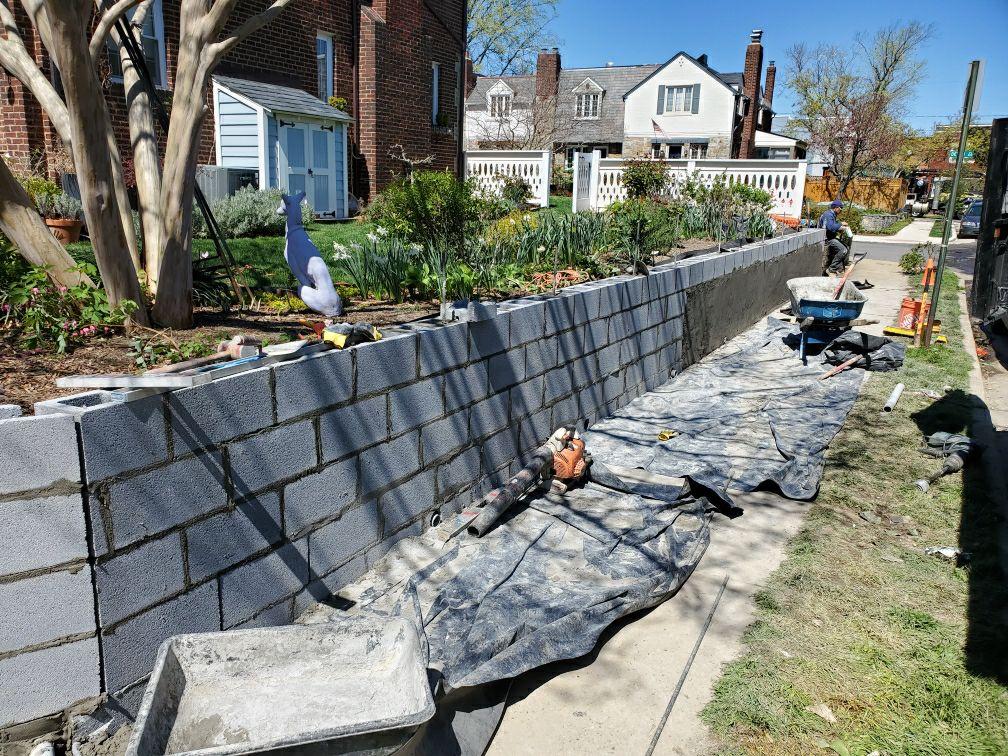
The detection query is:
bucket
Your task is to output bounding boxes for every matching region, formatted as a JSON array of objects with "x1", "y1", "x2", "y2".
[{"x1": 897, "y1": 297, "x2": 931, "y2": 329}]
